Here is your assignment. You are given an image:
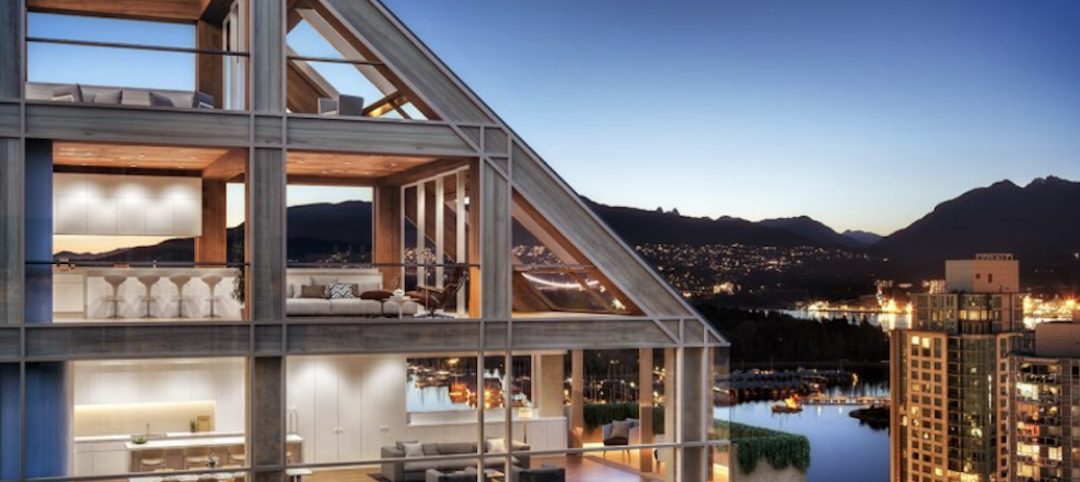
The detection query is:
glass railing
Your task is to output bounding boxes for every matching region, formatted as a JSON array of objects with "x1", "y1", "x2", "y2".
[
  {"x1": 26, "y1": 36, "x2": 249, "y2": 111},
  {"x1": 26, "y1": 260, "x2": 249, "y2": 323},
  {"x1": 283, "y1": 262, "x2": 474, "y2": 319}
]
